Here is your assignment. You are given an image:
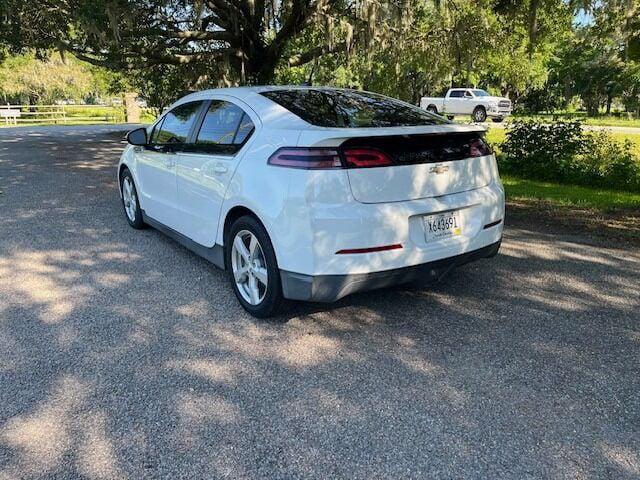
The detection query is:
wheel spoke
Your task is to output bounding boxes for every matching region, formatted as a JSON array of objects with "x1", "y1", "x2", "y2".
[
  {"x1": 234, "y1": 265, "x2": 249, "y2": 282},
  {"x1": 234, "y1": 236, "x2": 250, "y2": 261},
  {"x1": 248, "y1": 234, "x2": 258, "y2": 260},
  {"x1": 253, "y1": 266, "x2": 268, "y2": 286},
  {"x1": 248, "y1": 275, "x2": 260, "y2": 304}
]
